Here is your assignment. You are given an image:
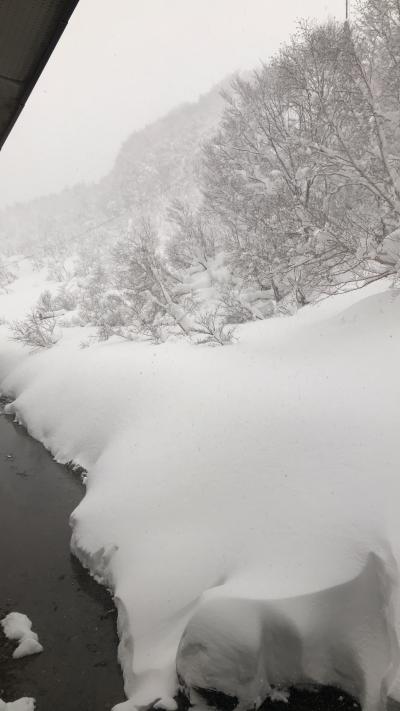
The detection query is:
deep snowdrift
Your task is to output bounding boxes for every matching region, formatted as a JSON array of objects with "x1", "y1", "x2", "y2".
[
  {"x1": 177, "y1": 553, "x2": 399, "y2": 711},
  {"x1": 1, "y1": 264, "x2": 400, "y2": 710}
]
